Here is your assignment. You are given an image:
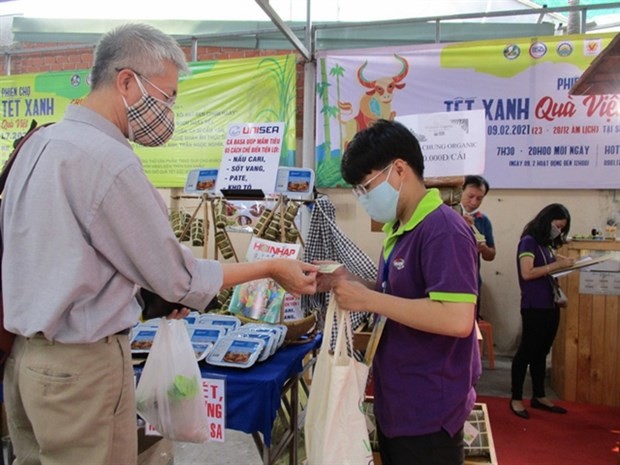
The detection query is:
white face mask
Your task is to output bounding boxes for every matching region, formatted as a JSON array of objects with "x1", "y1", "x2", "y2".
[
  {"x1": 461, "y1": 204, "x2": 479, "y2": 215},
  {"x1": 550, "y1": 223, "x2": 562, "y2": 240},
  {"x1": 357, "y1": 164, "x2": 401, "y2": 223}
]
